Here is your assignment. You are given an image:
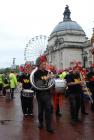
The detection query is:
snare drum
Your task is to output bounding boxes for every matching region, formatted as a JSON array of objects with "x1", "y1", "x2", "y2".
[
  {"x1": 22, "y1": 89, "x2": 34, "y2": 97},
  {"x1": 54, "y1": 78, "x2": 66, "y2": 93}
]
